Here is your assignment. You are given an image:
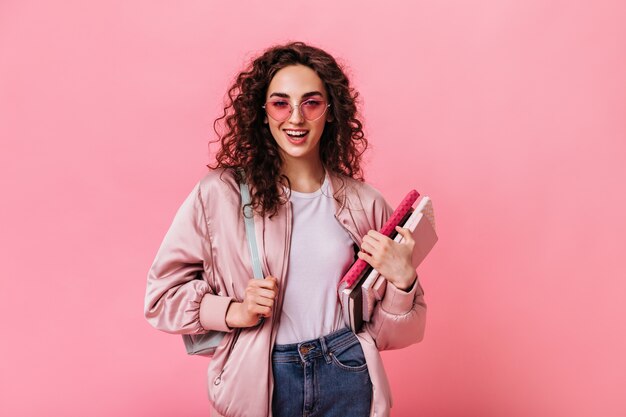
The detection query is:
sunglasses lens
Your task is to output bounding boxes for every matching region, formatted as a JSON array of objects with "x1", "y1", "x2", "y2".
[
  {"x1": 265, "y1": 100, "x2": 291, "y2": 121},
  {"x1": 301, "y1": 100, "x2": 326, "y2": 120}
]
